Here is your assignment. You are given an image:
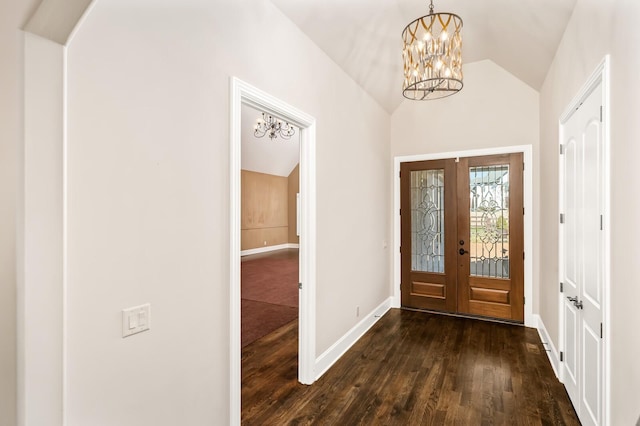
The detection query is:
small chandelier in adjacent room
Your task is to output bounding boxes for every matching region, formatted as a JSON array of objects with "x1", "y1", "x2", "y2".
[
  {"x1": 402, "y1": 0, "x2": 463, "y2": 100},
  {"x1": 254, "y1": 112, "x2": 296, "y2": 140}
]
